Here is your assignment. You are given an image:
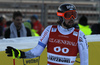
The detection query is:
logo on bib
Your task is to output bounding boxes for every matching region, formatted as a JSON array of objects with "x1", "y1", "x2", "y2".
[
  {"x1": 51, "y1": 28, "x2": 57, "y2": 32},
  {"x1": 73, "y1": 31, "x2": 78, "y2": 36}
]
